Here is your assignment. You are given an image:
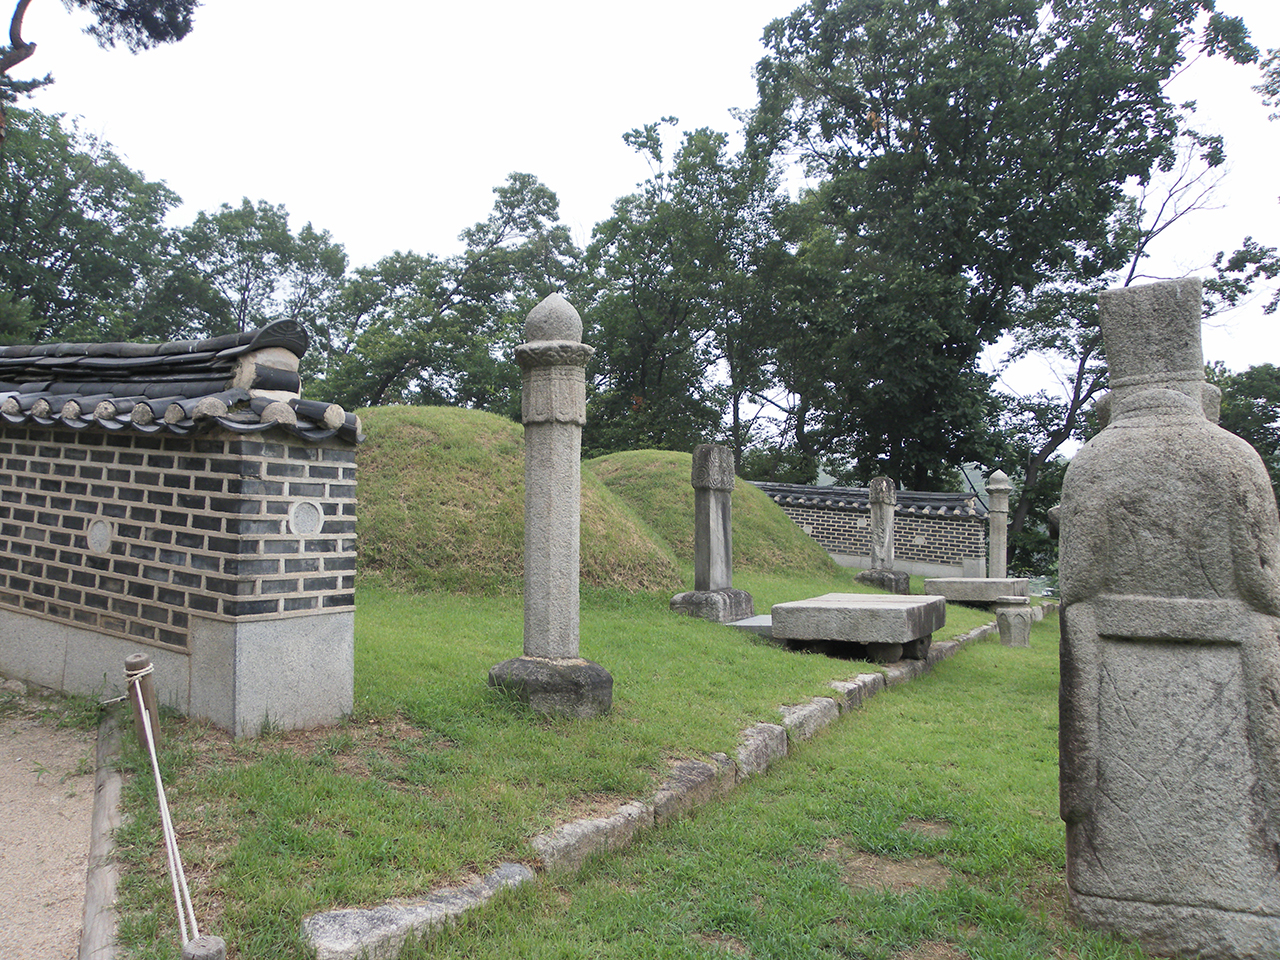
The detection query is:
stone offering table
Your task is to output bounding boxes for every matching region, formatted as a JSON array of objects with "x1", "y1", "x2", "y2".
[
  {"x1": 923, "y1": 577, "x2": 1029, "y2": 608},
  {"x1": 770, "y1": 593, "x2": 945, "y2": 663}
]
